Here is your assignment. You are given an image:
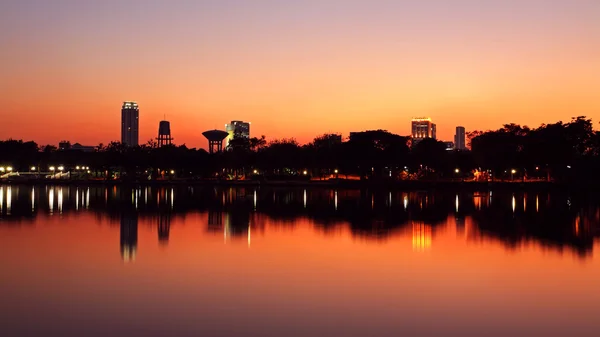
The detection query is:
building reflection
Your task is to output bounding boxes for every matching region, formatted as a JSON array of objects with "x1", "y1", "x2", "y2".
[
  {"x1": 120, "y1": 212, "x2": 138, "y2": 262},
  {"x1": 158, "y1": 213, "x2": 171, "y2": 244},
  {"x1": 412, "y1": 222, "x2": 432, "y2": 252}
]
